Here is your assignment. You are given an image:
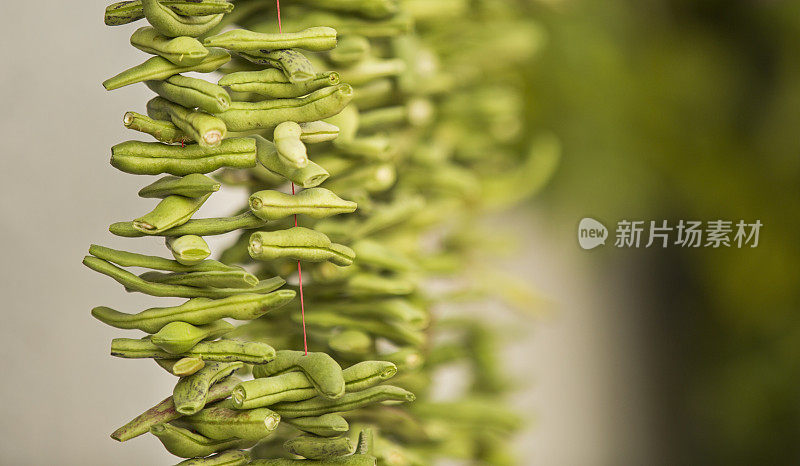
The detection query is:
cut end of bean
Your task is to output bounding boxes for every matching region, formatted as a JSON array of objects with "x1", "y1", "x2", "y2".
[
  {"x1": 231, "y1": 386, "x2": 245, "y2": 407},
  {"x1": 132, "y1": 220, "x2": 157, "y2": 232},
  {"x1": 265, "y1": 413, "x2": 281, "y2": 431},
  {"x1": 123, "y1": 112, "x2": 134, "y2": 126},
  {"x1": 203, "y1": 130, "x2": 223, "y2": 146}
]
